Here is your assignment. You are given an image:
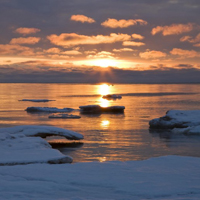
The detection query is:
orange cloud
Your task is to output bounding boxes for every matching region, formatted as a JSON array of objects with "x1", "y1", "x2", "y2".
[
  {"x1": 101, "y1": 18, "x2": 147, "y2": 28},
  {"x1": 132, "y1": 34, "x2": 144, "y2": 40},
  {"x1": 170, "y1": 48, "x2": 200, "y2": 58},
  {"x1": 0, "y1": 44, "x2": 32, "y2": 55},
  {"x1": 151, "y1": 23, "x2": 194, "y2": 36},
  {"x1": 47, "y1": 33, "x2": 131, "y2": 47},
  {"x1": 10, "y1": 37, "x2": 41, "y2": 45},
  {"x1": 62, "y1": 50, "x2": 82, "y2": 55},
  {"x1": 139, "y1": 50, "x2": 167, "y2": 59},
  {"x1": 70, "y1": 15, "x2": 95, "y2": 23},
  {"x1": 14, "y1": 27, "x2": 41, "y2": 35},
  {"x1": 45, "y1": 48, "x2": 61, "y2": 54},
  {"x1": 87, "y1": 51, "x2": 115, "y2": 59},
  {"x1": 180, "y1": 36, "x2": 192, "y2": 42},
  {"x1": 113, "y1": 48, "x2": 134, "y2": 52},
  {"x1": 122, "y1": 41, "x2": 145, "y2": 46},
  {"x1": 180, "y1": 33, "x2": 200, "y2": 47}
]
